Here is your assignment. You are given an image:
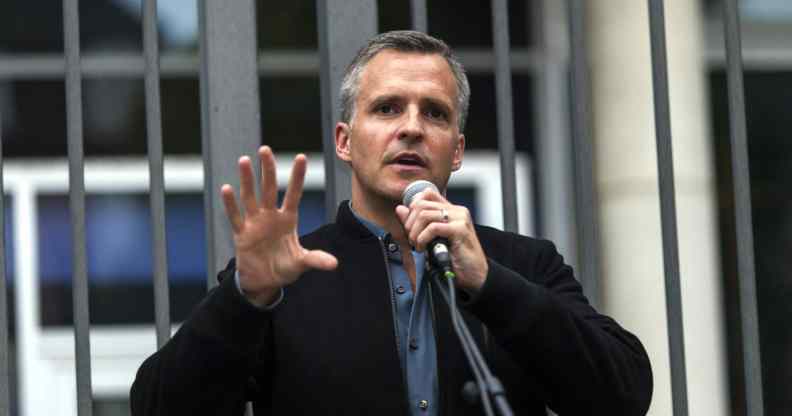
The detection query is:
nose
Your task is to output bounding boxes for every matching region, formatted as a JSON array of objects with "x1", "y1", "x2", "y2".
[{"x1": 398, "y1": 106, "x2": 424, "y2": 141}]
